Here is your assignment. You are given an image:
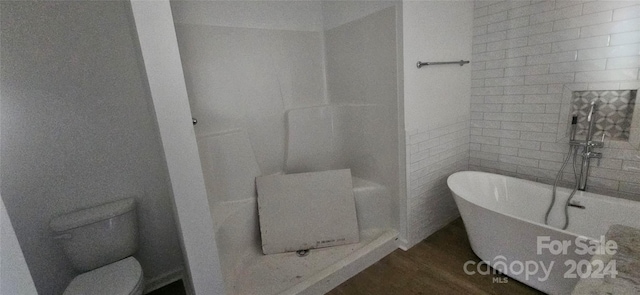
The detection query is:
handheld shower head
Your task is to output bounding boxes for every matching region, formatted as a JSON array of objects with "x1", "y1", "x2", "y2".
[
  {"x1": 585, "y1": 101, "x2": 598, "y2": 142},
  {"x1": 587, "y1": 101, "x2": 596, "y2": 122}
]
